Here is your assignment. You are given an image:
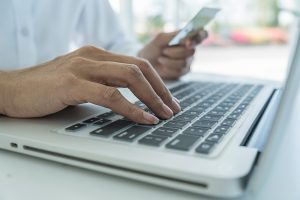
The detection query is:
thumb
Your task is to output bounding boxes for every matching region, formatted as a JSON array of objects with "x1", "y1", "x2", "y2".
[{"x1": 152, "y1": 31, "x2": 179, "y2": 47}]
